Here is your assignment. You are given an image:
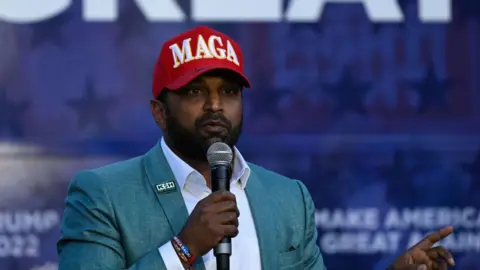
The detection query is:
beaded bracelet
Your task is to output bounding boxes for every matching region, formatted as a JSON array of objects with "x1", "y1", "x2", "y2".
[
  {"x1": 172, "y1": 236, "x2": 196, "y2": 265},
  {"x1": 172, "y1": 242, "x2": 189, "y2": 262},
  {"x1": 171, "y1": 240, "x2": 195, "y2": 270}
]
